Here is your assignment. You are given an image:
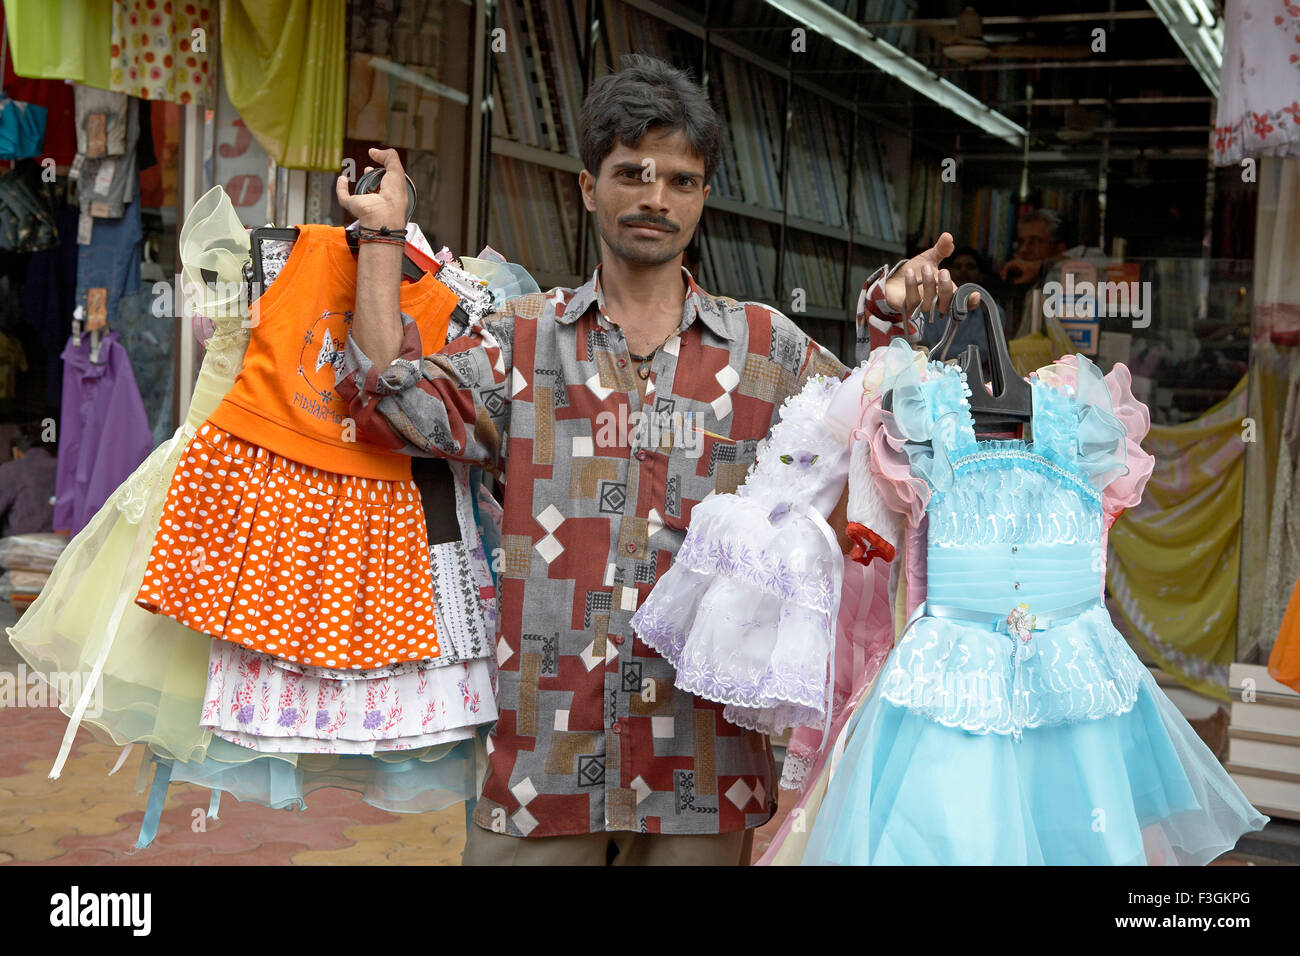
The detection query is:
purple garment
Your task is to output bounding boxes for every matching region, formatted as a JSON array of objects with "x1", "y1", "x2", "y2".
[
  {"x1": 0, "y1": 446, "x2": 57, "y2": 535},
  {"x1": 52, "y1": 331, "x2": 153, "y2": 534}
]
